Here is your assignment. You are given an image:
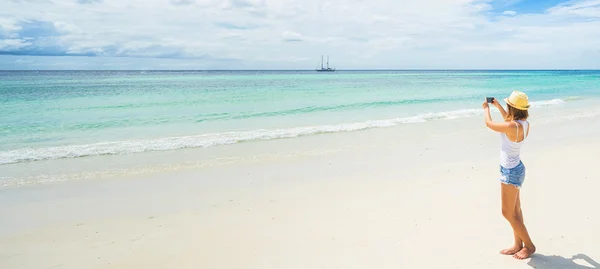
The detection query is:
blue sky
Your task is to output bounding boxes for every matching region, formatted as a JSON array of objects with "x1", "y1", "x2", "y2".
[
  {"x1": 491, "y1": 0, "x2": 567, "y2": 14},
  {"x1": 1, "y1": 0, "x2": 599, "y2": 70}
]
